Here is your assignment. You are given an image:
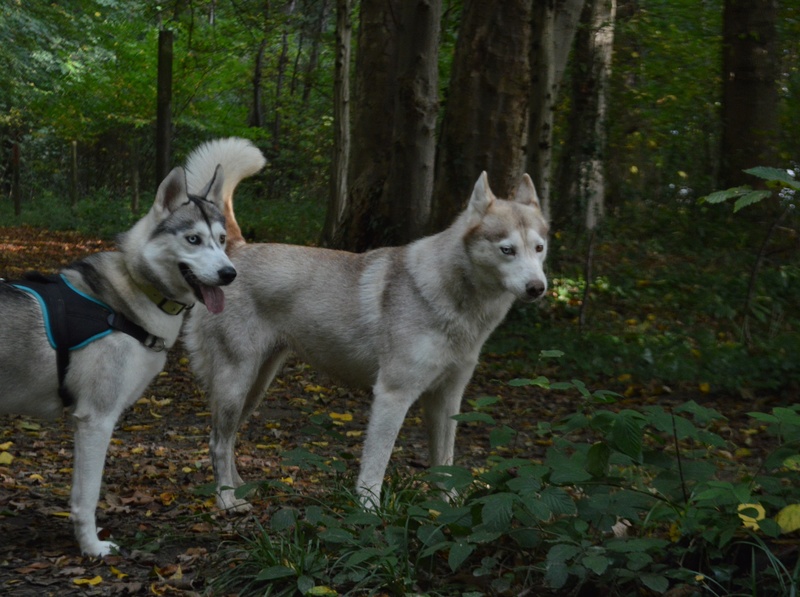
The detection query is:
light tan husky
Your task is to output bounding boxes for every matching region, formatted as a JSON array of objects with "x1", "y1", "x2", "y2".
[{"x1": 184, "y1": 170, "x2": 549, "y2": 511}]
